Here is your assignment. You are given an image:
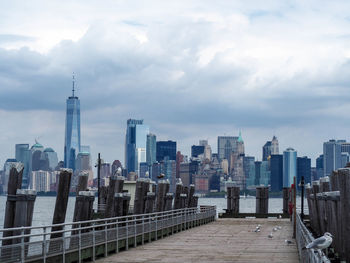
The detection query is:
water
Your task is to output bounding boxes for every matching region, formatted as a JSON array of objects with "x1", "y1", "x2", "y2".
[{"x1": 0, "y1": 196, "x2": 307, "y2": 229}]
